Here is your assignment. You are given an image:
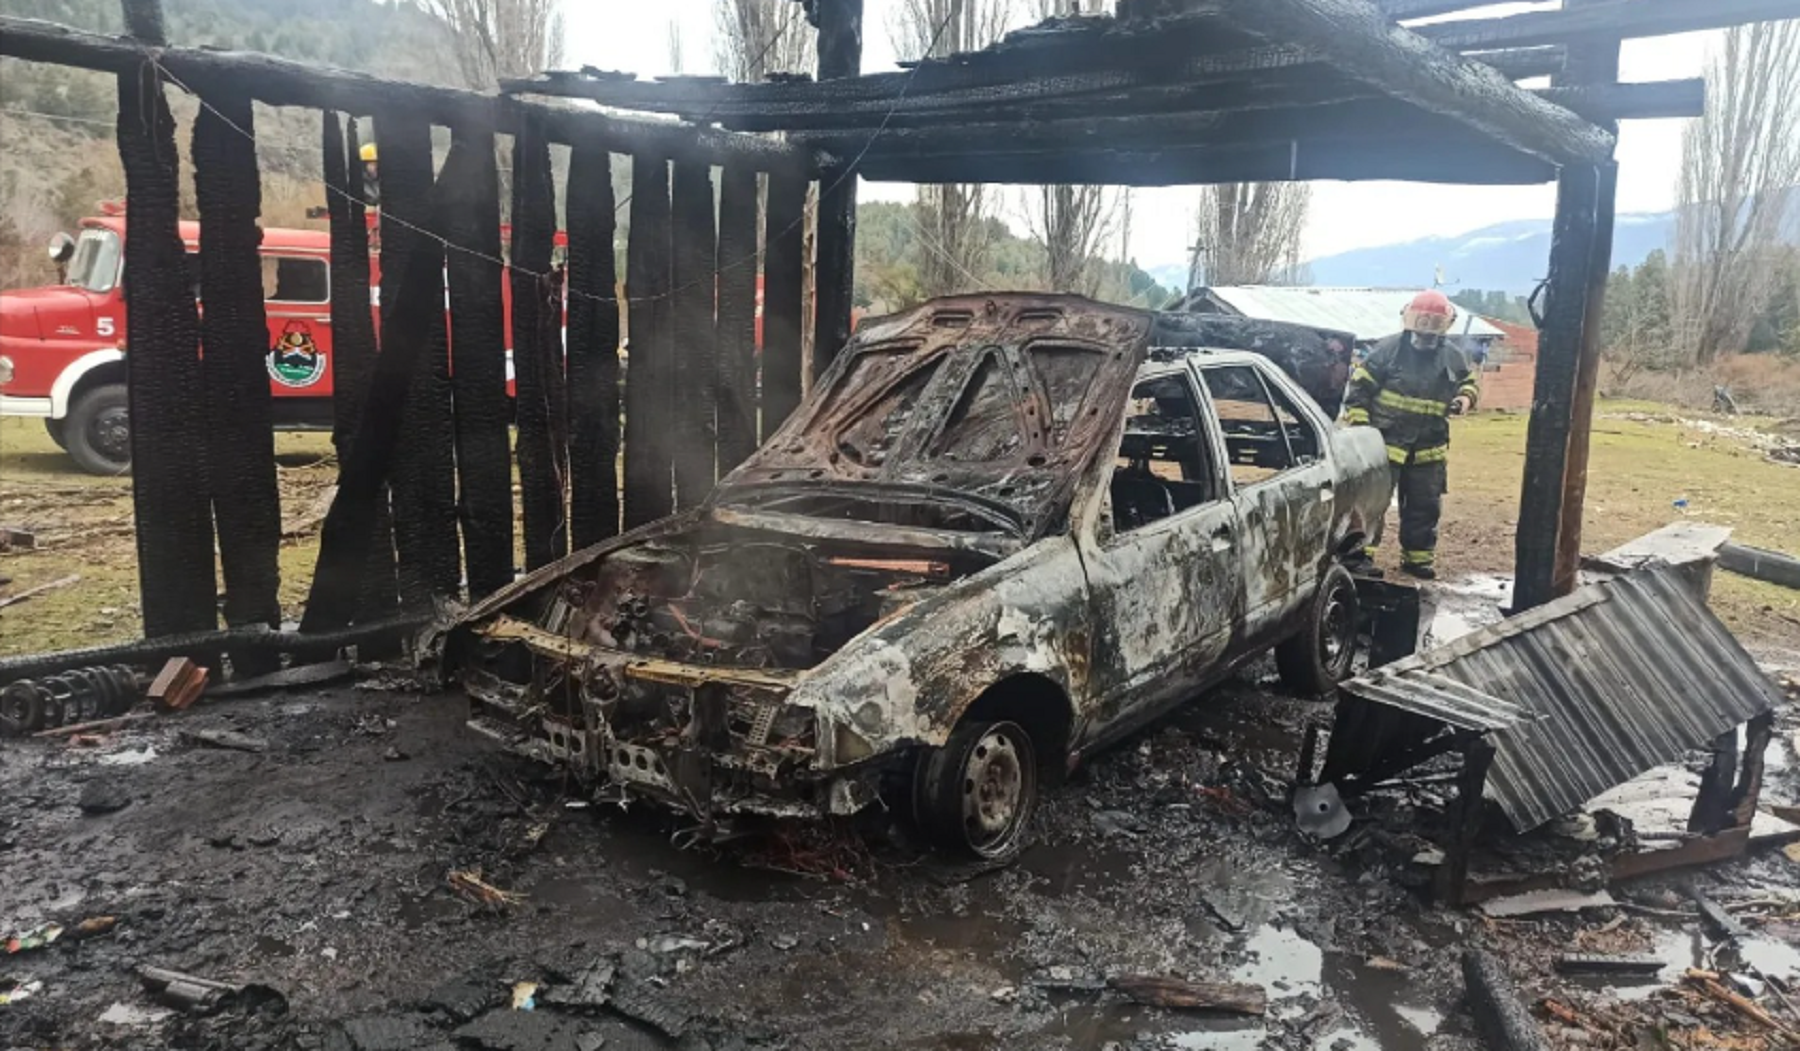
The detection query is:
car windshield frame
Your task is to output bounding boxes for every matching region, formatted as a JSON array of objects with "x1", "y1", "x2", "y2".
[{"x1": 67, "y1": 227, "x2": 123, "y2": 294}]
